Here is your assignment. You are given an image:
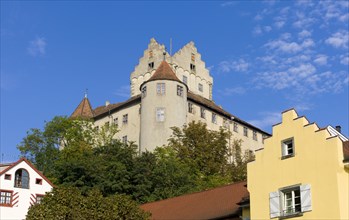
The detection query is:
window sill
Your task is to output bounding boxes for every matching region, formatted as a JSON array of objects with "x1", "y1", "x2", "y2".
[
  {"x1": 281, "y1": 154, "x2": 294, "y2": 160},
  {"x1": 279, "y1": 212, "x2": 303, "y2": 219}
]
